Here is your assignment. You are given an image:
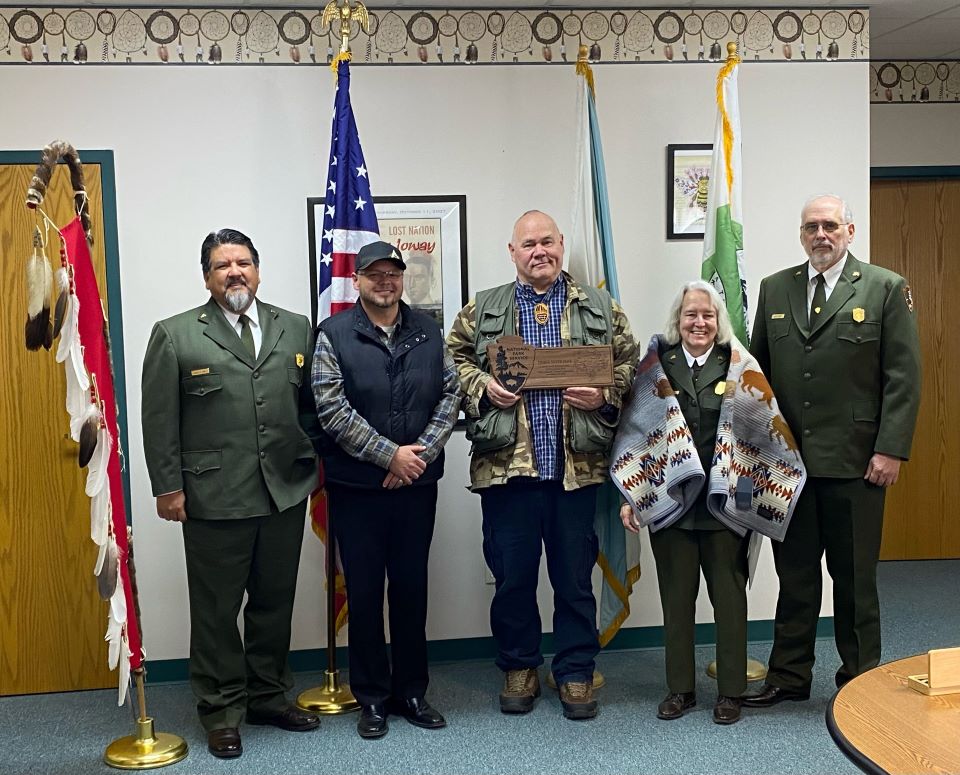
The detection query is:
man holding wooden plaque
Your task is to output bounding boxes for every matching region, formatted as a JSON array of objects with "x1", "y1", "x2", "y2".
[{"x1": 447, "y1": 210, "x2": 636, "y2": 720}]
